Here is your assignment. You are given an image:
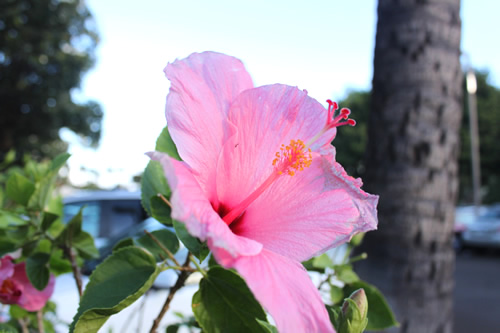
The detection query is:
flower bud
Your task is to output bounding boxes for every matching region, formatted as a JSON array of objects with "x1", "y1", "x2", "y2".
[{"x1": 338, "y1": 288, "x2": 368, "y2": 333}]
